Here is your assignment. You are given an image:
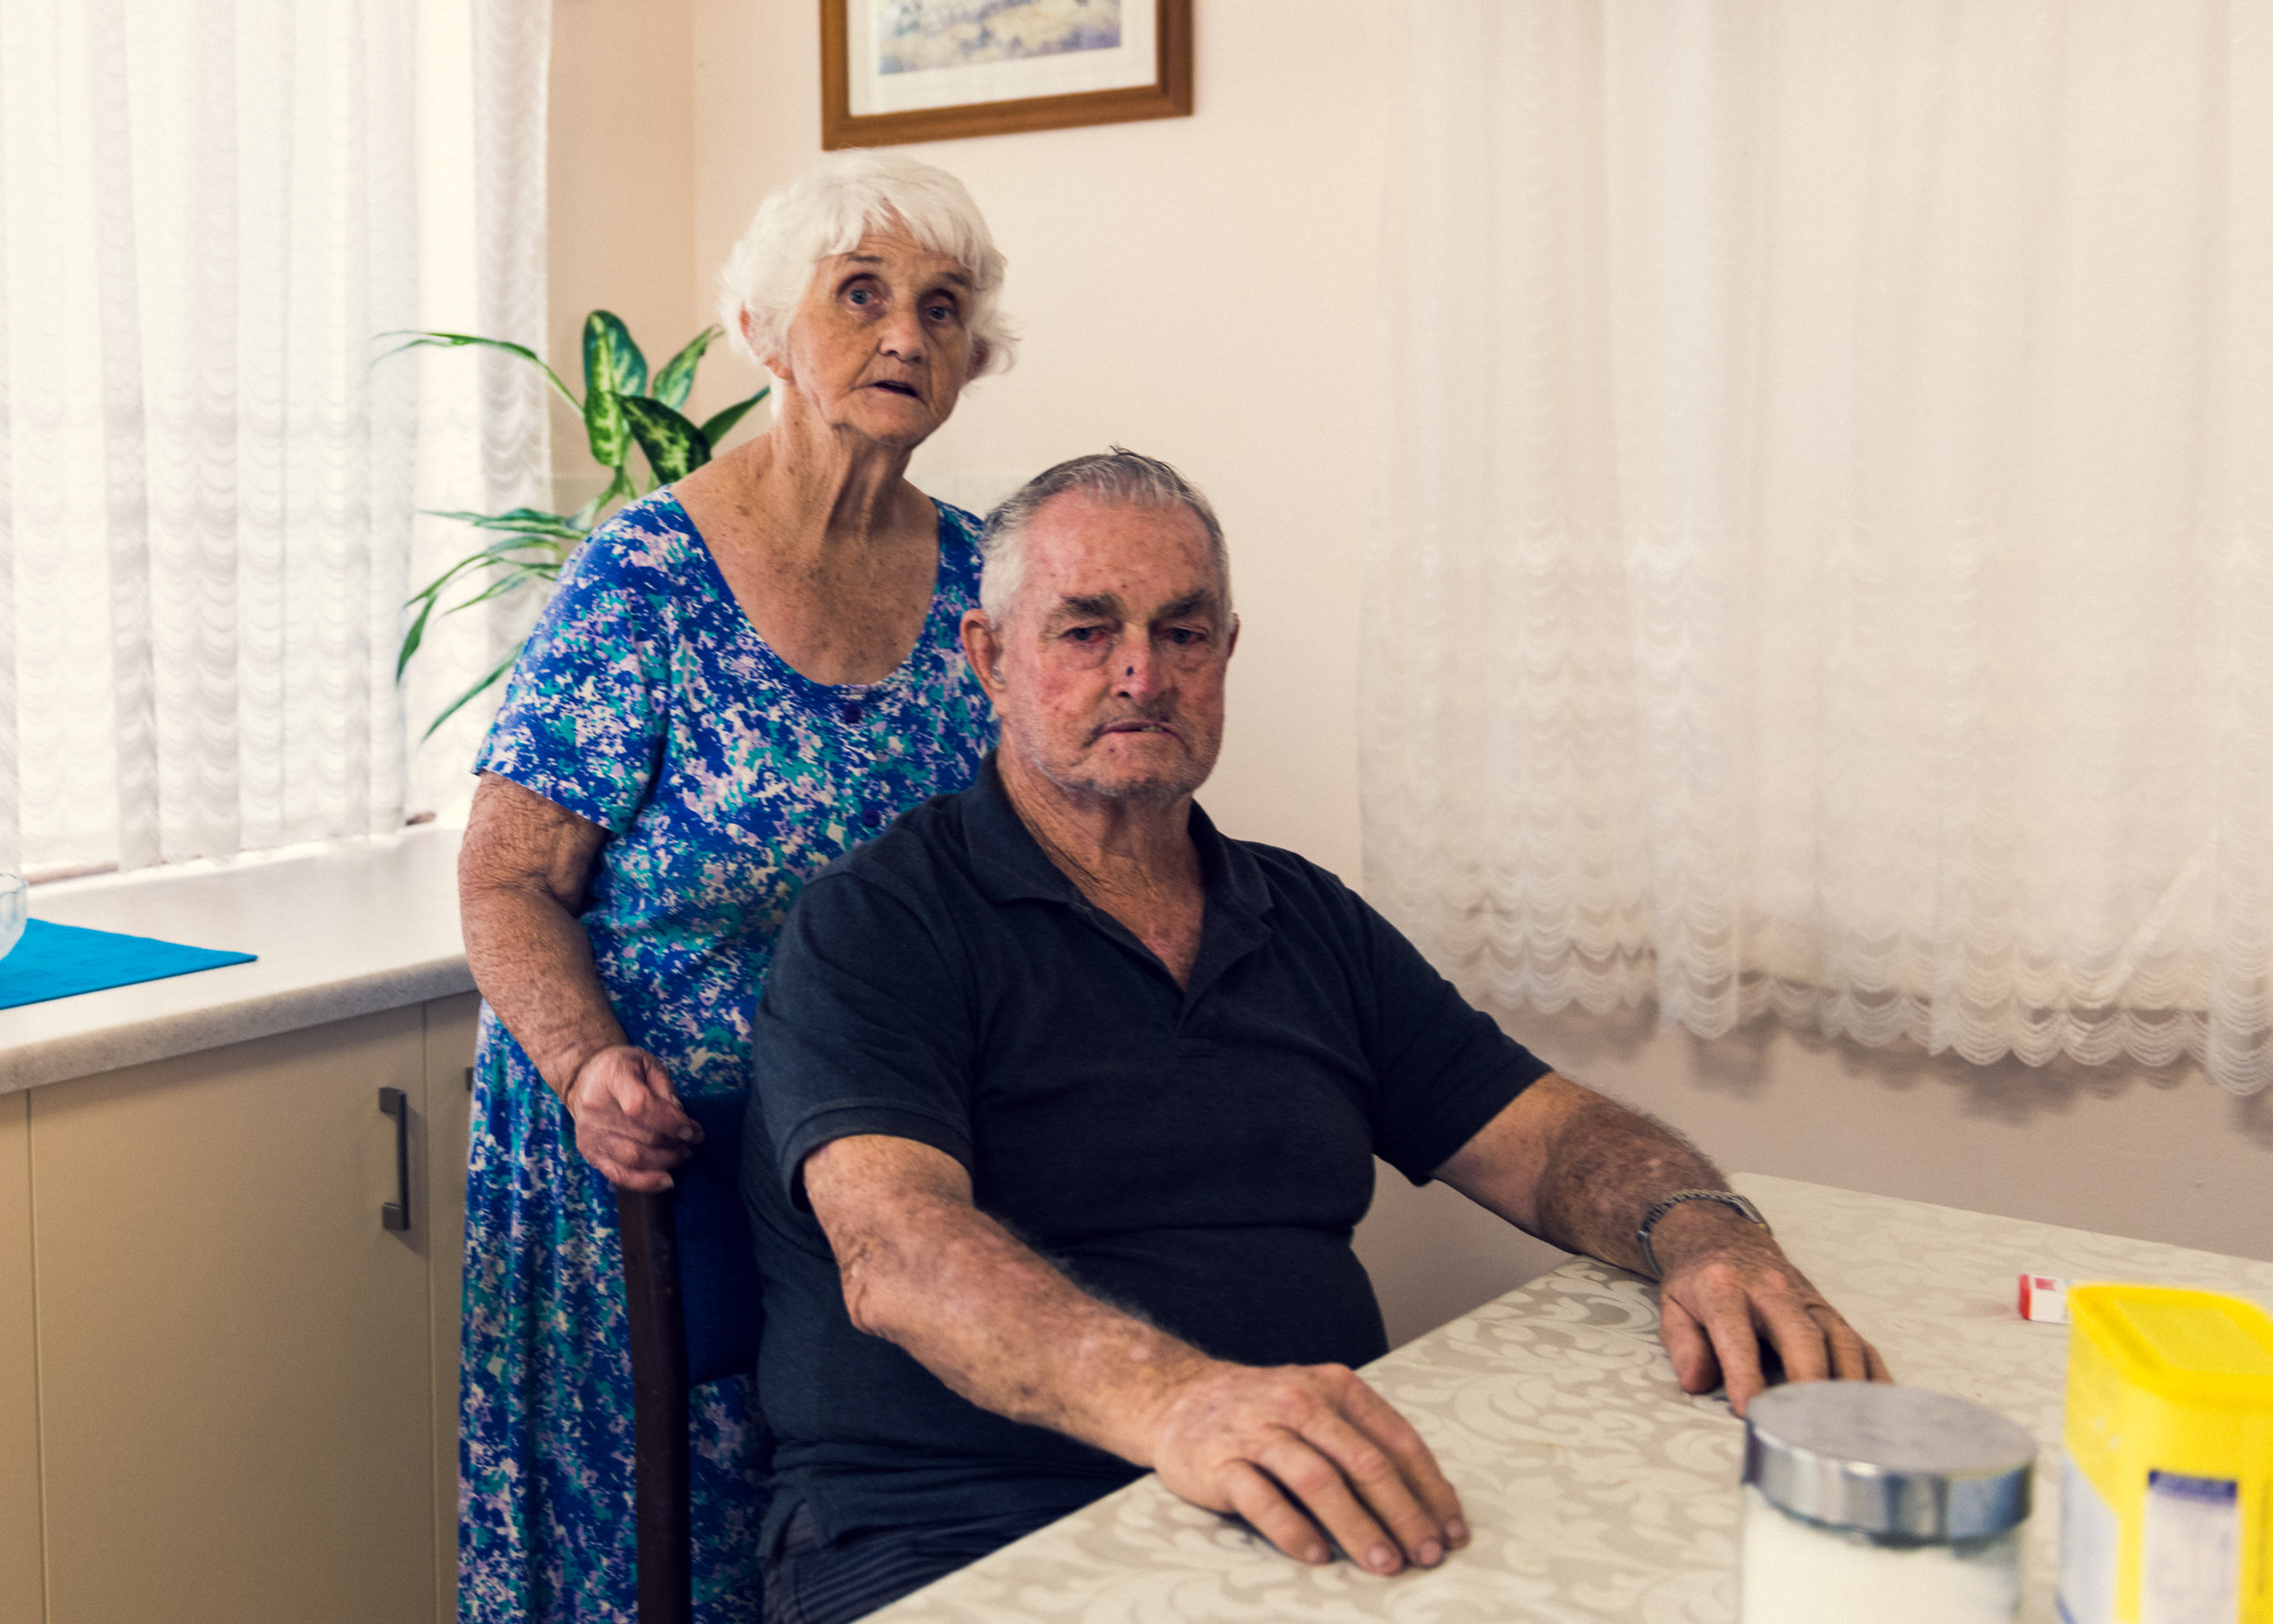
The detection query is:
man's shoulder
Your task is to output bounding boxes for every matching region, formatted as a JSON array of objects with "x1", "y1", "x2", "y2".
[
  {"x1": 1211, "y1": 828, "x2": 1384, "y2": 953},
  {"x1": 1221, "y1": 830, "x2": 1362, "y2": 909}
]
